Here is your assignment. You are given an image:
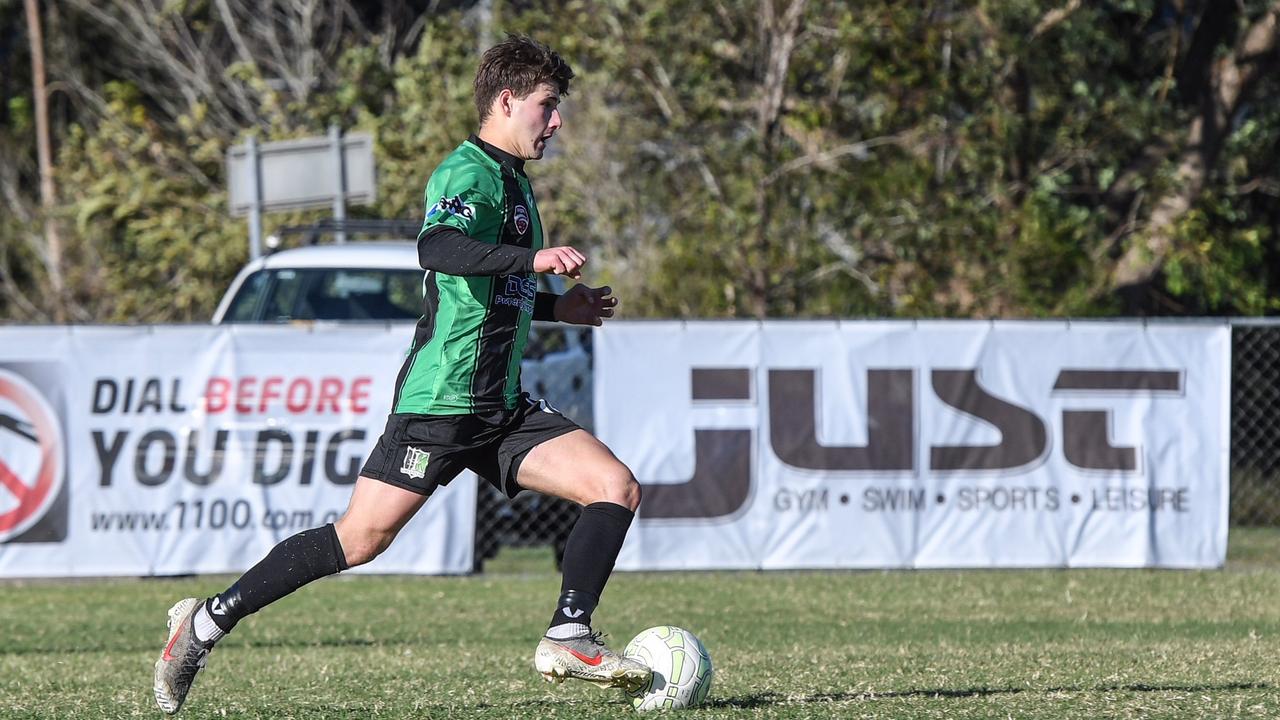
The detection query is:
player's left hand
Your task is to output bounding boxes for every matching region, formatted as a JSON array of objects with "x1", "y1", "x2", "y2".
[{"x1": 553, "y1": 284, "x2": 617, "y2": 326}]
